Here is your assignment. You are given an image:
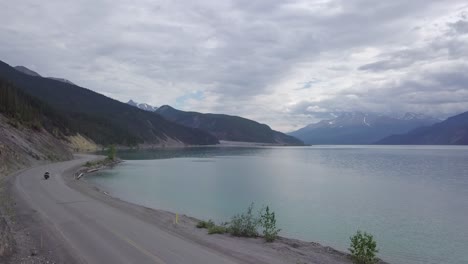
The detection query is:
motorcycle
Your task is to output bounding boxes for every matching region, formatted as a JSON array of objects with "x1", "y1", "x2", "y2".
[{"x1": 44, "y1": 171, "x2": 50, "y2": 180}]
